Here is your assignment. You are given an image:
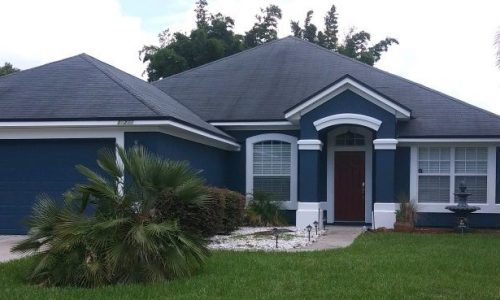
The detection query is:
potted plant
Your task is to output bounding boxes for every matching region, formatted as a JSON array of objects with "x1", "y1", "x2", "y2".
[{"x1": 394, "y1": 195, "x2": 417, "y2": 232}]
